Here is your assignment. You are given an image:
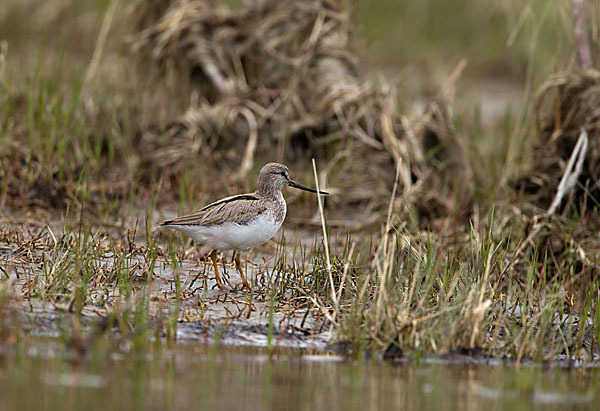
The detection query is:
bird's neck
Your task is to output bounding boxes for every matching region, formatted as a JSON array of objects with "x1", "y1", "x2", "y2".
[{"x1": 256, "y1": 184, "x2": 283, "y2": 201}]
